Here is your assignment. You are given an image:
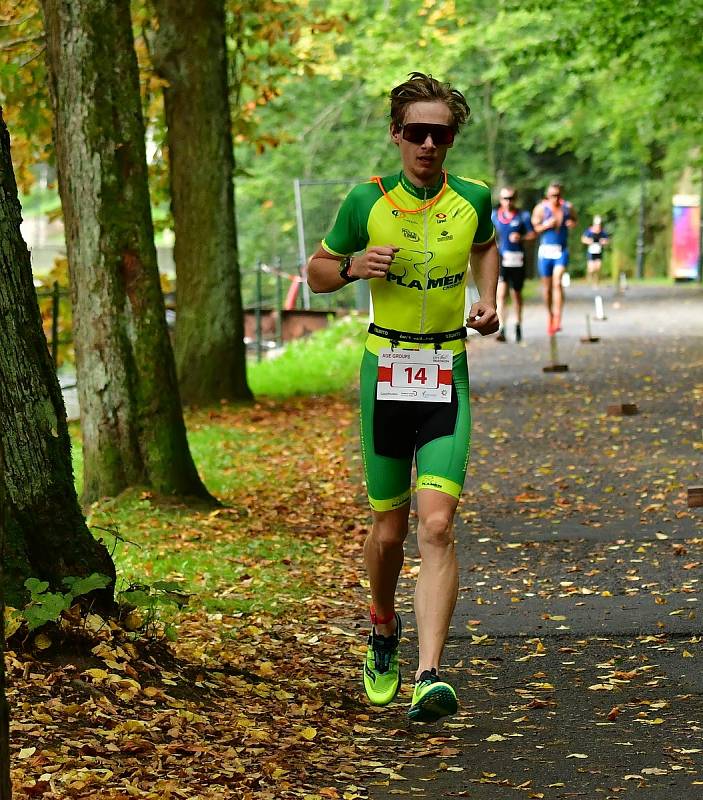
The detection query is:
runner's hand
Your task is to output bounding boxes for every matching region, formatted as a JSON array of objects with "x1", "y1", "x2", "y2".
[
  {"x1": 508, "y1": 232, "x2": 521, "y2": 243},
  {"x1": 351, "y1": 246, "x2": 399, "y2": 280},
  {"x1": 467, "y1": 302, "x2": 500, "y2": 336}
]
